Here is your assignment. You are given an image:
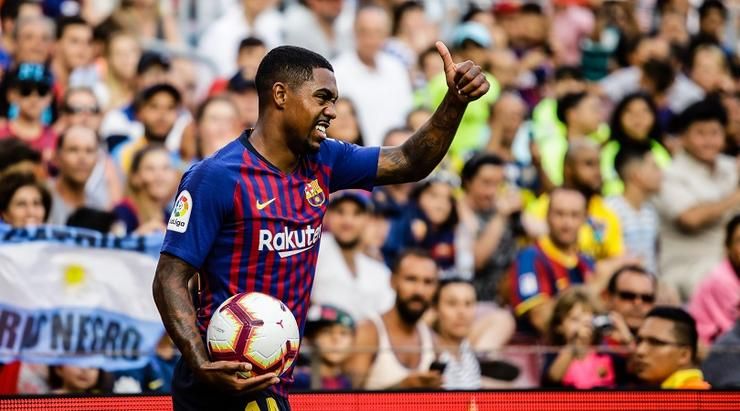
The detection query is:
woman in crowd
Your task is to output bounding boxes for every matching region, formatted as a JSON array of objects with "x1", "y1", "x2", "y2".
[
  {"x1": 0, "y1": 63, "x2": 57, "y2": 165},
  {"x1": 193, "y1": 95, "x2": 242, "y2": 160},
  {"x1": 0, "y1": 171, "x2": 51, "y2": 227},
  {"x1": 113, "y1": 145, "x2": 177, "y2": 234},
  {"x1": 49, "y1": 365, "x2": 112, "y2": 394},
  {"x1": 601, "y1": 92, "x2": 671, "y2": 195},
  {"x1": 101, "y1": 31, "x2": 141, "y2": 111},
  {"x1": 326, "y1": 98, "x2": 364, "y2": 146}
]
